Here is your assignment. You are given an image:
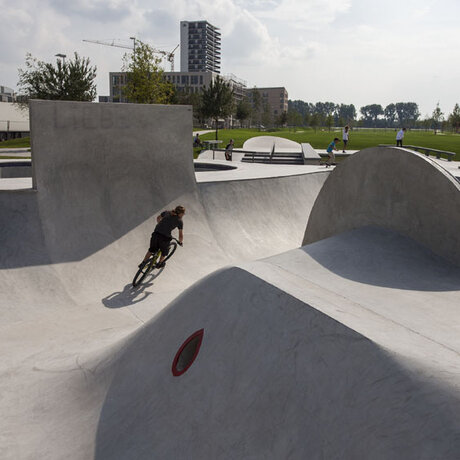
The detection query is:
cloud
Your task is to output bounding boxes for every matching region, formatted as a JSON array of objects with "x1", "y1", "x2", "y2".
[
  {"x1": 243, "y1": 0, "x2": 352, "y2": 28},
  {"x1": 49, "y1": 0, "x2": 127, "y2": 23}
]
